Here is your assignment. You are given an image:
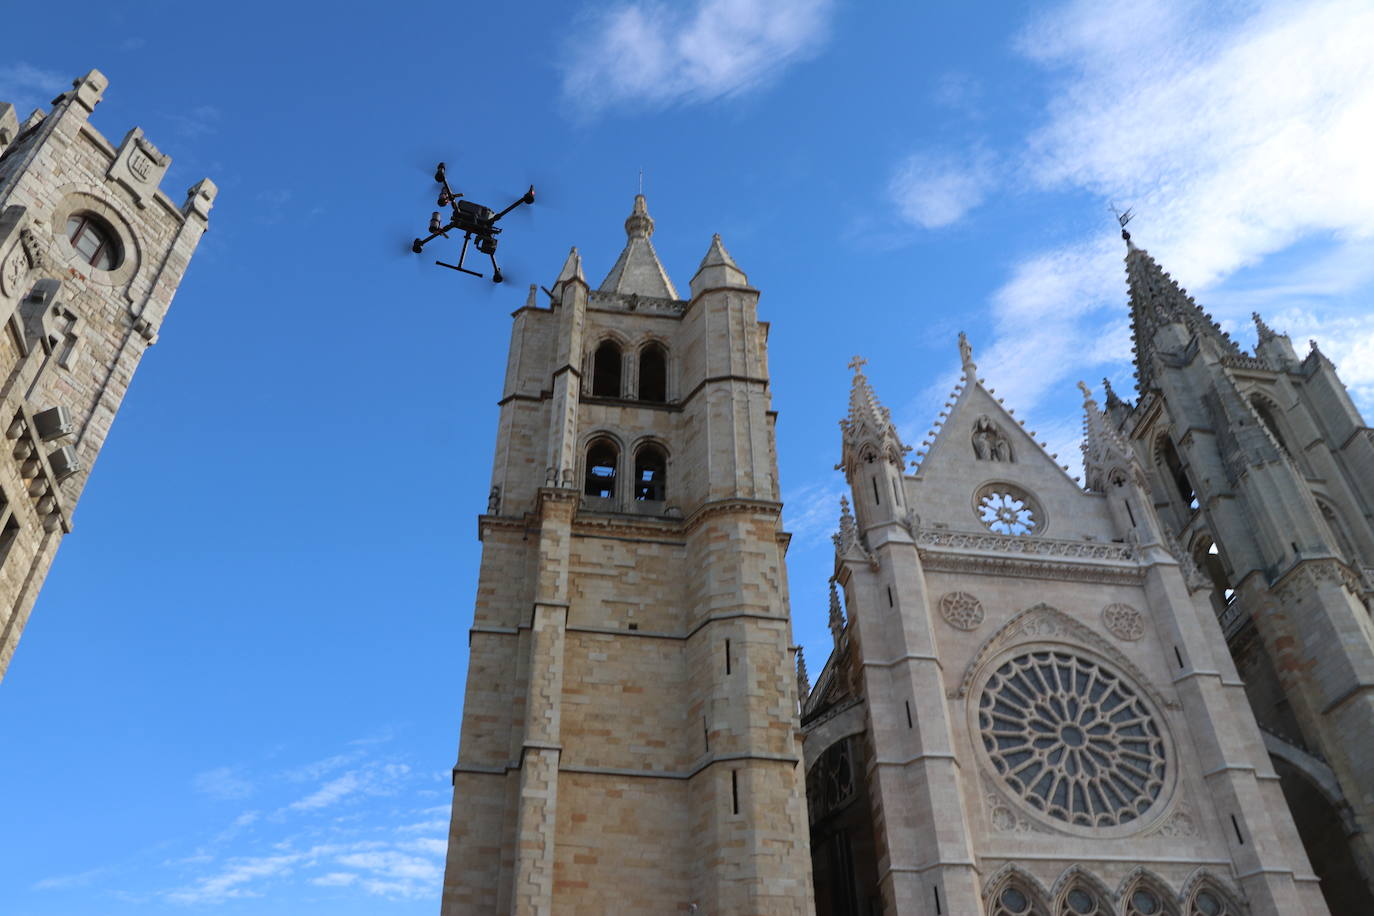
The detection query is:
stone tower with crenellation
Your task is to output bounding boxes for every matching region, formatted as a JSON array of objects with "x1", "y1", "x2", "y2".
[
  {"x1": 440, "y1": 196, "x2": 814, "y2": 913},
  {"x1": 0, "y1": 69, "x2": 215, "y2": 680}
]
